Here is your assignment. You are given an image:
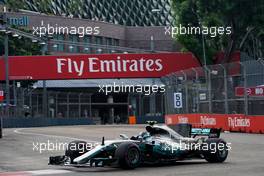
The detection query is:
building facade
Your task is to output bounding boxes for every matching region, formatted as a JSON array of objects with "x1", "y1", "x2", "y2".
[
  {"x1": 23, "y1": 0, "x2": 174, "y2": 26},
  {"x1": 5, "y1": 11, "x2": 179, "y2": 54},
  {"x1": 0, "y1": 1, "x2": 180, "y2": 123}
]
